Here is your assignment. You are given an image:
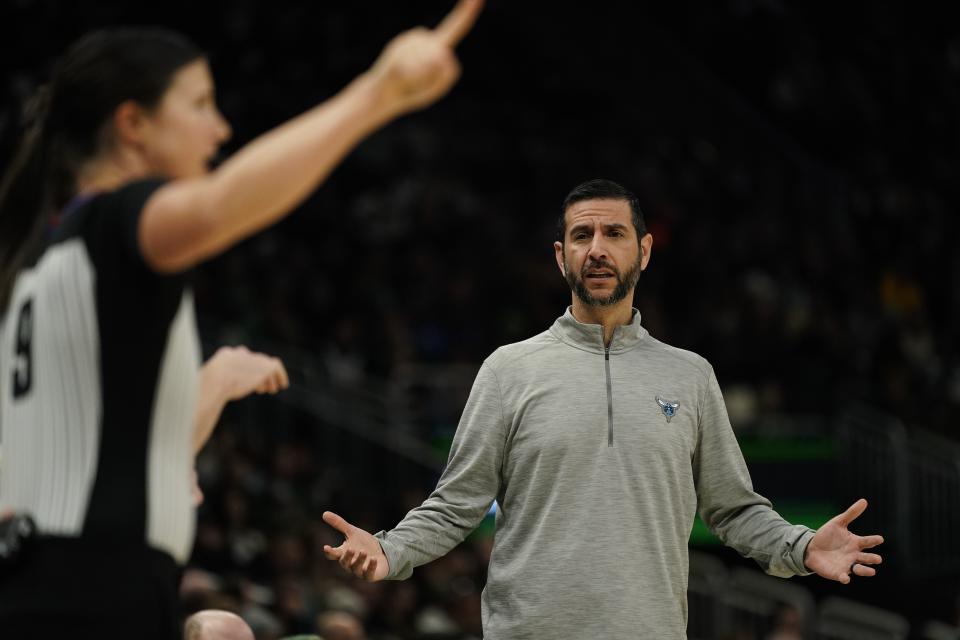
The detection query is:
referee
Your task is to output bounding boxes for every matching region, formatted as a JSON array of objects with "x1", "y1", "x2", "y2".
[{"x1": 0, "y1": 2, "x2": 482, "y2": 637}]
